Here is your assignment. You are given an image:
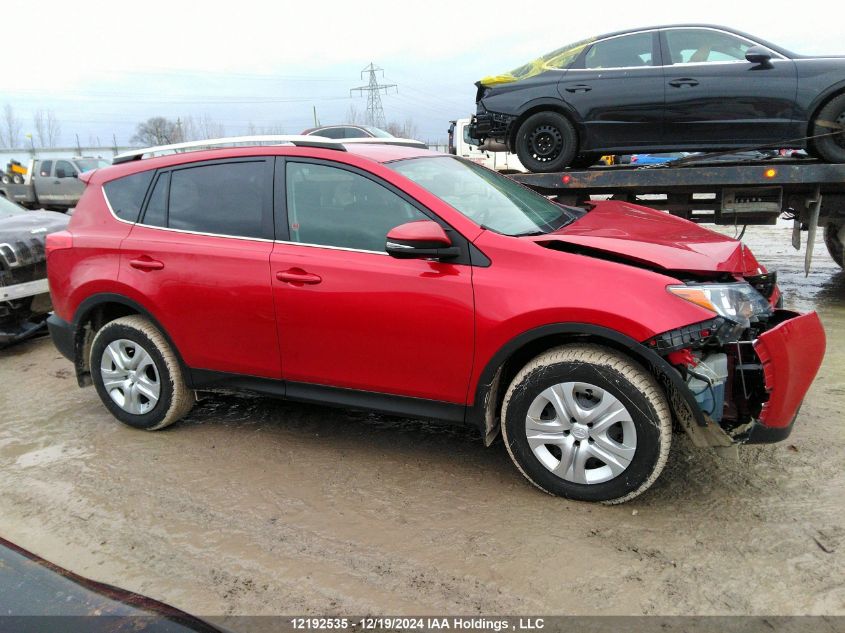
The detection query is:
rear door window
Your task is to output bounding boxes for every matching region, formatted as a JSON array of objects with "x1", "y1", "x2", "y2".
[
  {"x1": 103, "y1": 171, "x2": 154, "y2": 222},
  {"x1": 55, "y1": 160, "x2": 77, "y2": 179},
  {"x1": 165, "y1": 161, "x2": 271, "y2": 239},
  {"x1": 39, "y1": 161, "x2": 53, "y2": 177},
  {"x1": 584, "y1": 32, "x2": 654, "y2": 69}
]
